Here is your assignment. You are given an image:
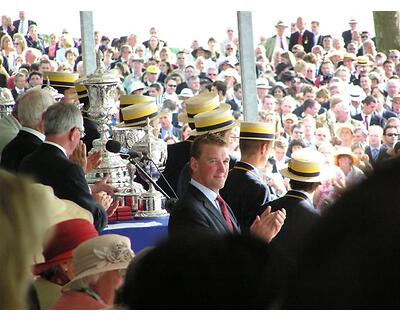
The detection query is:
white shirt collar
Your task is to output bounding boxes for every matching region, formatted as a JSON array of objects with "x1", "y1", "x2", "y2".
[
  {"x1": 190, "y1": 178, "x2": 219, "y2": 210},
  {"x1": 21, "y1": 127, "x2": 45, "y2": 141},
  {"x1": 43, "y1": 141, "x2": 68, "y2": 158}
]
